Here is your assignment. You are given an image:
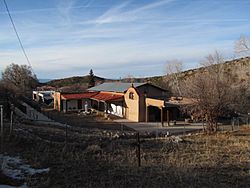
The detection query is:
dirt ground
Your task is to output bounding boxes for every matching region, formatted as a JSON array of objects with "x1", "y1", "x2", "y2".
[
  {"x1": 43, "y1": 109, "x2": 133, "y2": 131},
  {"x1": 1, "y1": 119, "x2": 250, "y2": 187}
]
